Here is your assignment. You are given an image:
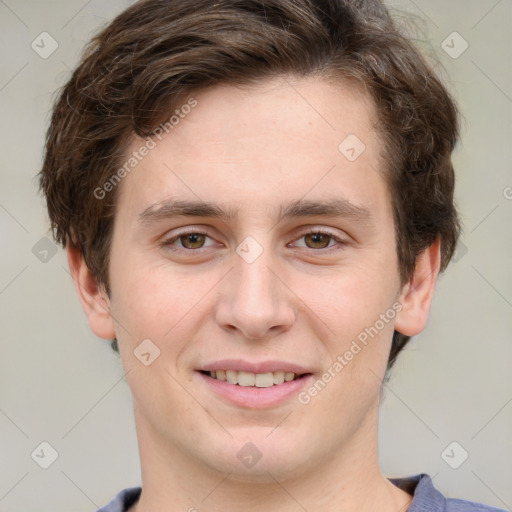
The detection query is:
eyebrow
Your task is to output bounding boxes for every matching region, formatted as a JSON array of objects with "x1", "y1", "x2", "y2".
[{"x1": 137, "y1": 197, "x2": 373, "y2": 226}]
